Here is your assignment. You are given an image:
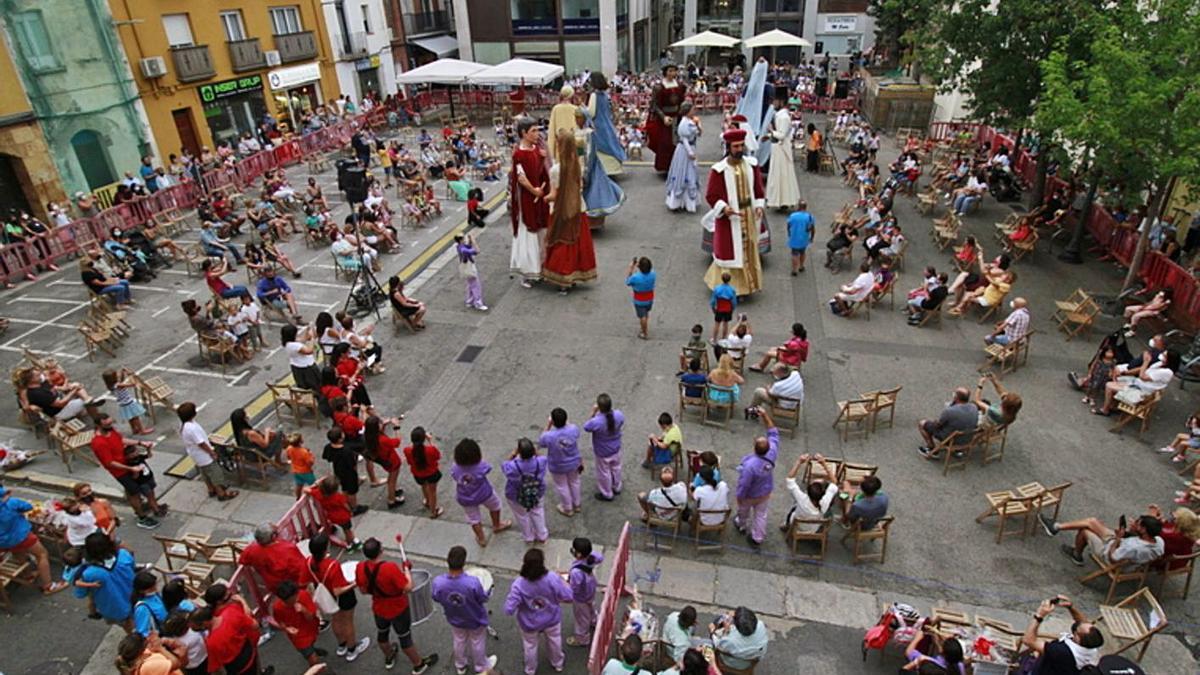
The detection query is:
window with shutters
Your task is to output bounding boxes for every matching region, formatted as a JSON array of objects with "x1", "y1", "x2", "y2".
[
  {"x1": 10, "y1": 11, "x2": 61, "y2": 72},
  {"x1": 269, "y1": 6, "x2": 304, "y2": 35},
  {"x1": 162, "y1": 14, "x2": 195, "y2": 47},
  {"x1": 220, "y1": 10, "x2": 248, "y2": 41}
]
